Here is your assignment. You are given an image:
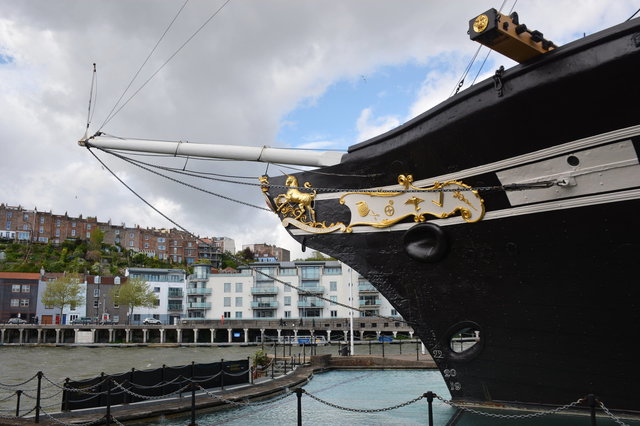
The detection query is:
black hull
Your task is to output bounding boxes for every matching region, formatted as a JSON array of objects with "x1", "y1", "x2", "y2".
[{"x1": 266, "y1": 18, "x2": 640, "y2": 412}]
